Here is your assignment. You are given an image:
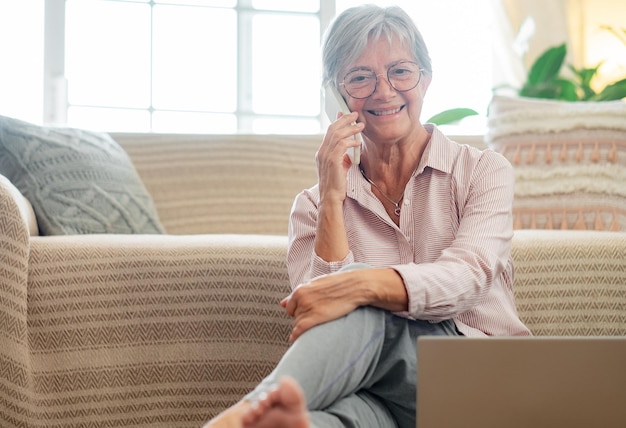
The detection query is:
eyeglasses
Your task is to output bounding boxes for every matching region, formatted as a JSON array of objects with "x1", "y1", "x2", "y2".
[{"x1": 339, "y1": 61, "x2": 424, "y2": 99}]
